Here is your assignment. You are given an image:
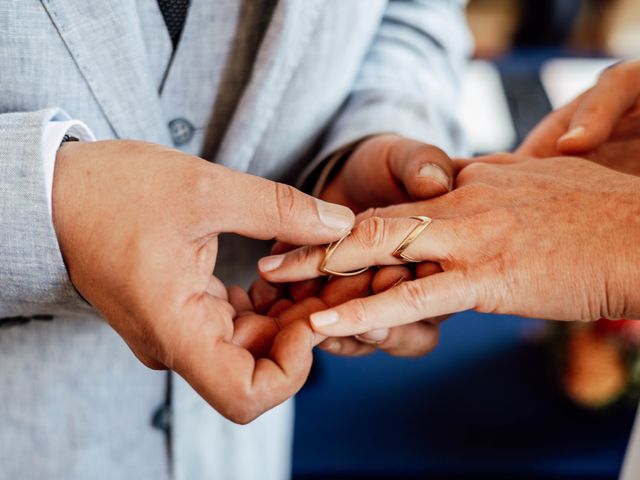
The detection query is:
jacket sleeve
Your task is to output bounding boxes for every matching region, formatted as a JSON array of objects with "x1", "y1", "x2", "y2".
[
  {"x1": 300, "y1": 0, "x2": 473, "y2": 185},
  {"x1": 0, "y1": 108, "x2": 92, "y2": 318}
]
